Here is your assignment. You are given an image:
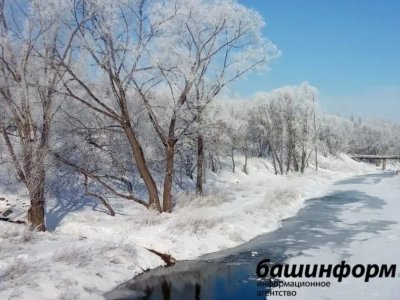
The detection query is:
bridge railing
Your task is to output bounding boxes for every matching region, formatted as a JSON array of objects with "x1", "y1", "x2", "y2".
[
  {"x1": 351, "y1": 154, "x2": 400, "y2": 160},
  {"x1": 350, "y1": 154, "x2": 400, "y2": 170}
]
